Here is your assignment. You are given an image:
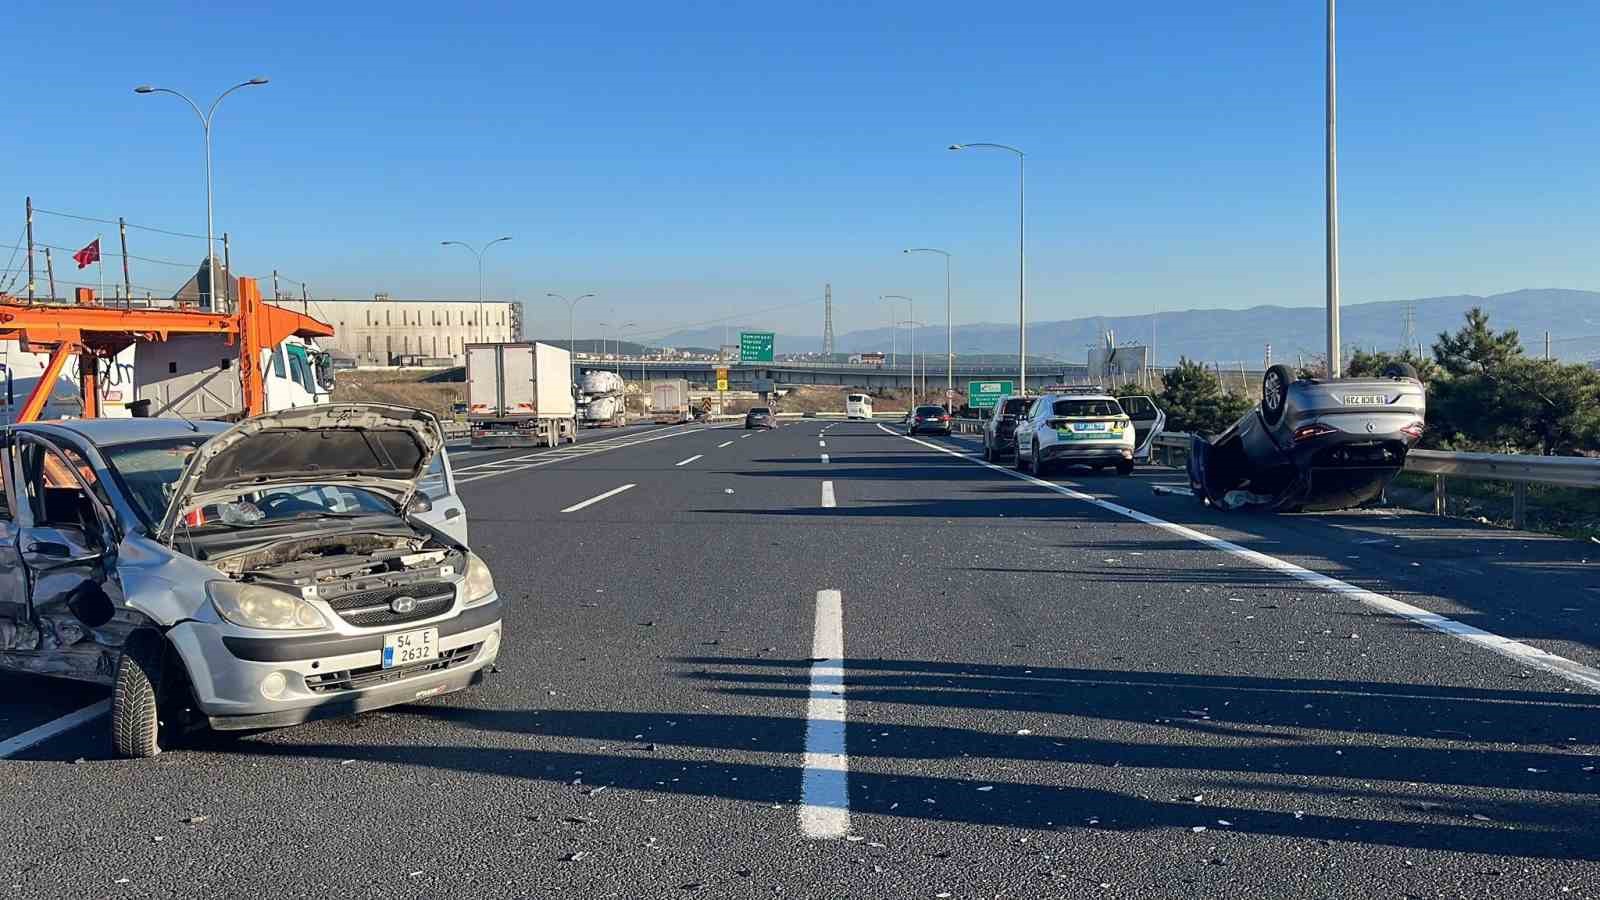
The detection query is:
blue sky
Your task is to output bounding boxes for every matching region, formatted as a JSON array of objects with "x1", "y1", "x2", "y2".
[{"x1": 4, "y1": 1, "x2": 1599, "y2": 343}]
